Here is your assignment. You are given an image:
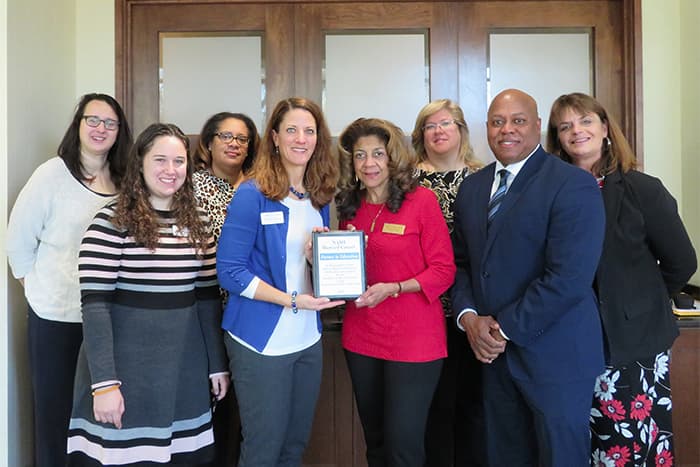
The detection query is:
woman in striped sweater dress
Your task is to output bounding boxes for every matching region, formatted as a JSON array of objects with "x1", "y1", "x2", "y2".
[{"x1": 66, "y1": 123, "x2": 229, "y2": 466}]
